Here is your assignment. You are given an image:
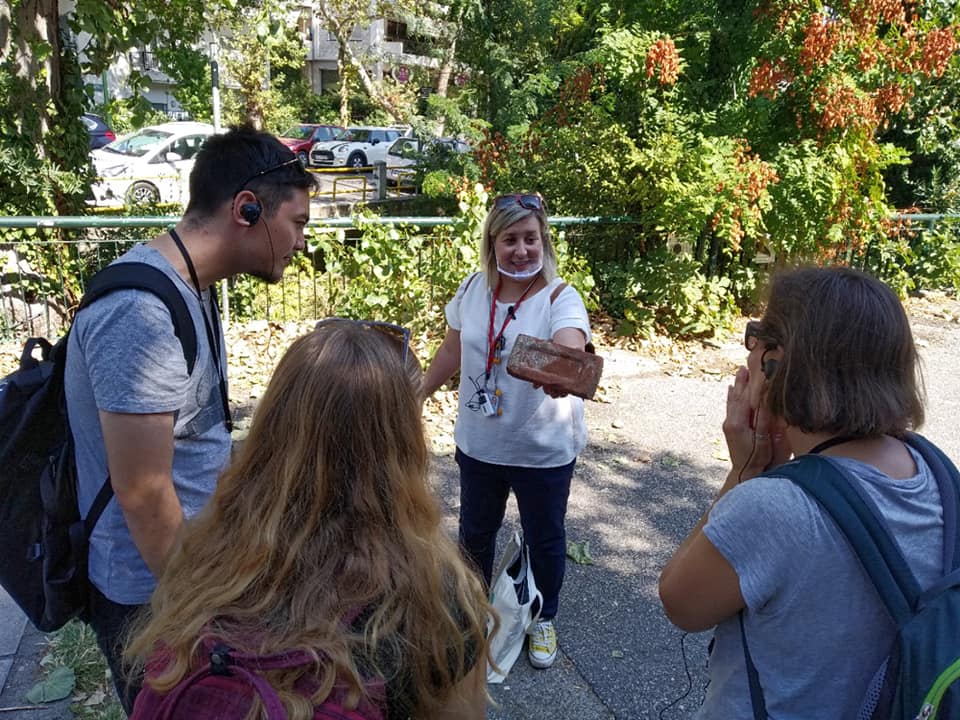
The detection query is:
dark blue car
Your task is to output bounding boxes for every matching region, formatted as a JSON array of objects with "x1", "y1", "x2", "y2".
[{"x1": 83, "y1": 113, "x2": 116, "y2": 149}]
